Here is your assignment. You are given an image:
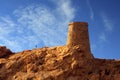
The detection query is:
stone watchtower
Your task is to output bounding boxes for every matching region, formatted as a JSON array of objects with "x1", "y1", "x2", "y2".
[{"x1": 67, "y1": 22, "x2": 91, "y2": 53}]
